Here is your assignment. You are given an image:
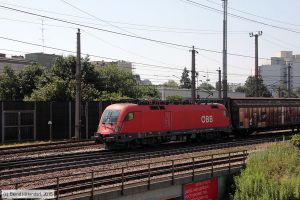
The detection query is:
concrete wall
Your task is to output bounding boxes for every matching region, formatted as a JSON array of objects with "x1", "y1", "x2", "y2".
[
  {"x1": 0, "y1": 57, "x2": 33, "y2": 73},
  {"x1": 69, "y1": 167, "x2": 241, "y2": 200},
  {"x1": 158, "y1": 87, "x2": 245, "y2": 100},
  {"x1": 25, "y1": 53, "x2": 61, "y2": 68}
]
